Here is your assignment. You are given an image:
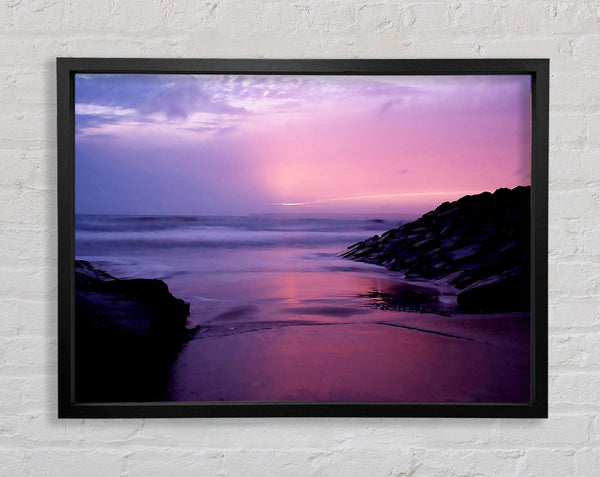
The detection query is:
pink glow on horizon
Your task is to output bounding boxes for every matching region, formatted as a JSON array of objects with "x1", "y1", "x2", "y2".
[
  {"x1": 242, "y1": 86, "x2": 529, "y2": 214},
  {"x1": 274, "y1": 190, "x2": 484, "y2": 207},
  {"x1": 75, "y1": 74, "x2": 531, "y2": 216}
]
